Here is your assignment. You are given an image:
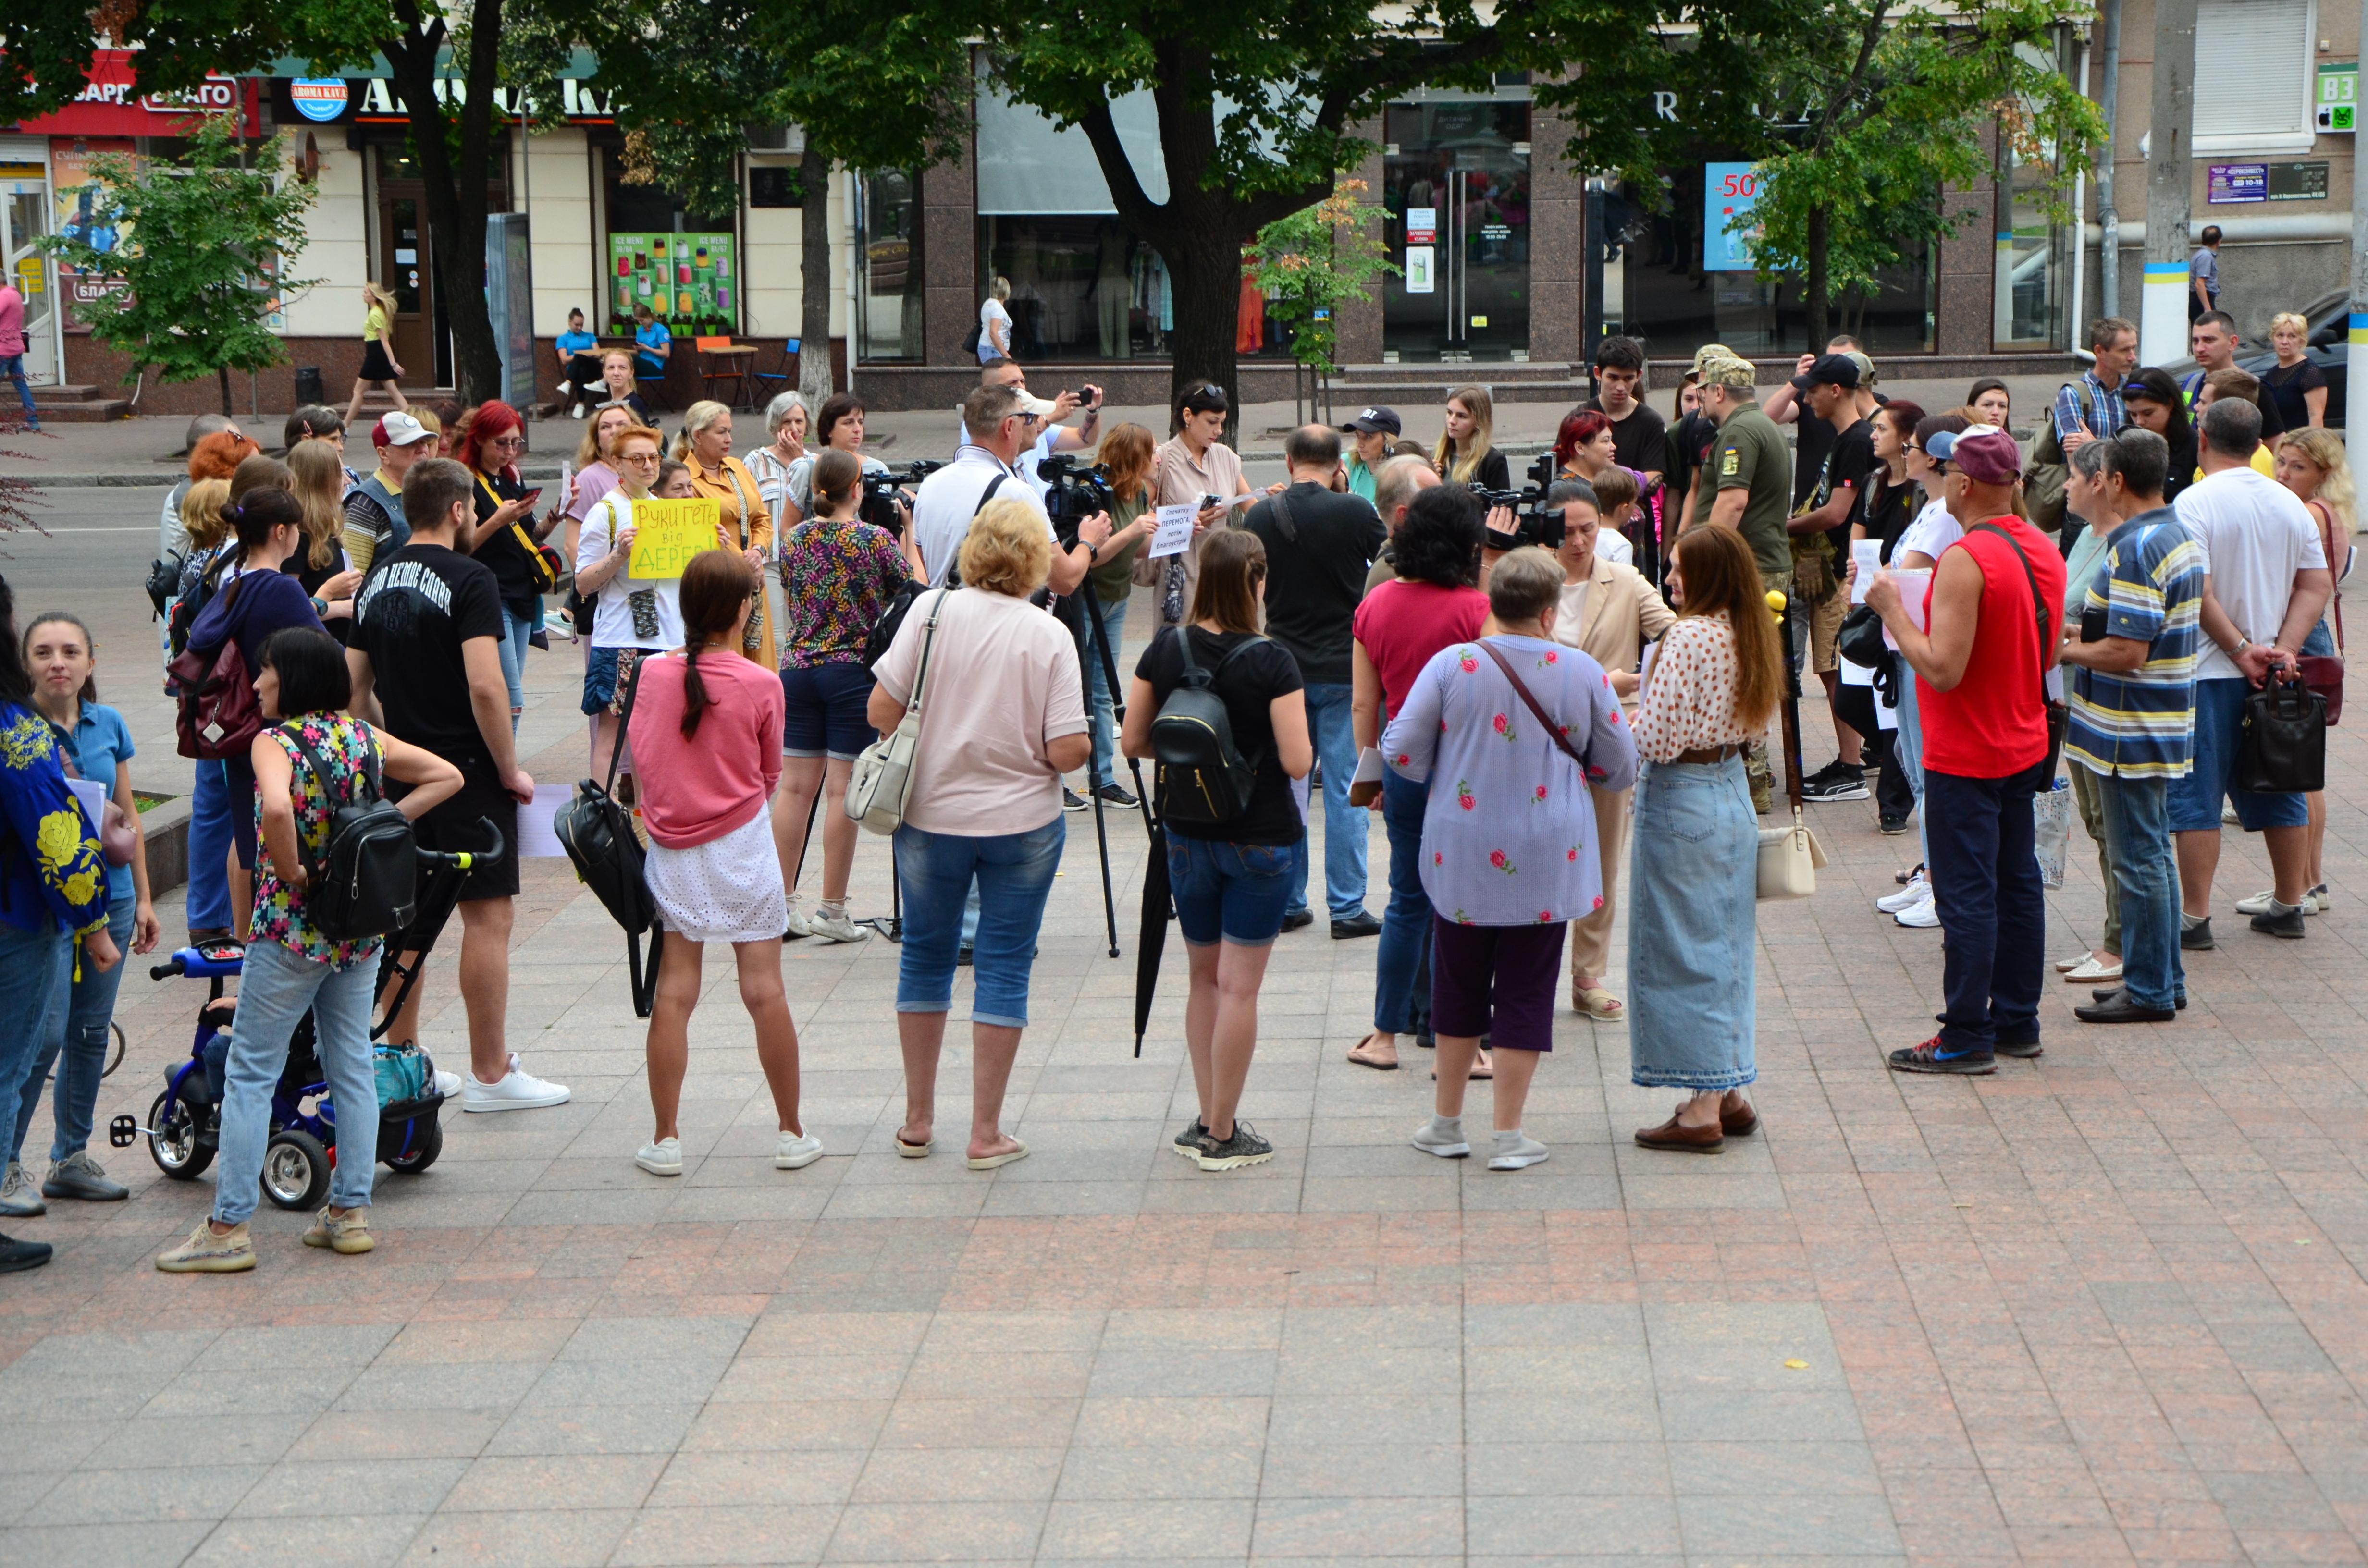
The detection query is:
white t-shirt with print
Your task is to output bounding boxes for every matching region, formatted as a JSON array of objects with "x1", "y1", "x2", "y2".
[
  {"x1": 577, "y1": 493, "x2": 686, "y2": 650},
  {"x1": 2175, "y1": 465, "x2": 2327, "y2": 681}
]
